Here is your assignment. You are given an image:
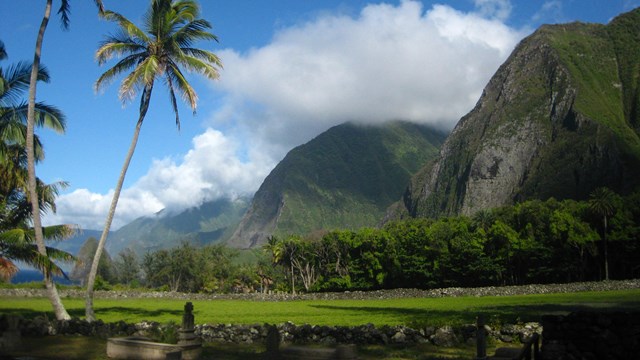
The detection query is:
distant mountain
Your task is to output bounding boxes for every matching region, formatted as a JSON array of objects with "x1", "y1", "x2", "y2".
[
  {"x1": 228, "y1": 121, "x2": 447, "y2": 248},
  {"x1": 388, "y1": 9, "x2": 640, "y2": 220},
  {"x1": 51, "y1": 229, "x2": 104, "y2": 258},
  {"x1": 105, "y1": 196, "x2": 250, "y2": 255}
]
